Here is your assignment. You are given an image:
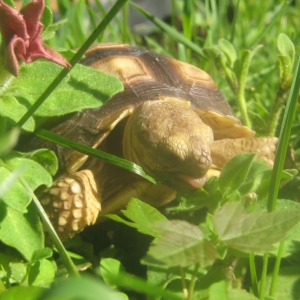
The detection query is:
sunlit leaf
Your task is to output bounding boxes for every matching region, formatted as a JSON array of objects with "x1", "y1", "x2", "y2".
[
  {"x1": 0, "y1": 202, "x2": 44, "y2": 261},
  {"x1": 107, "y1": 198, "x2": 166, "y2": 237}
]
